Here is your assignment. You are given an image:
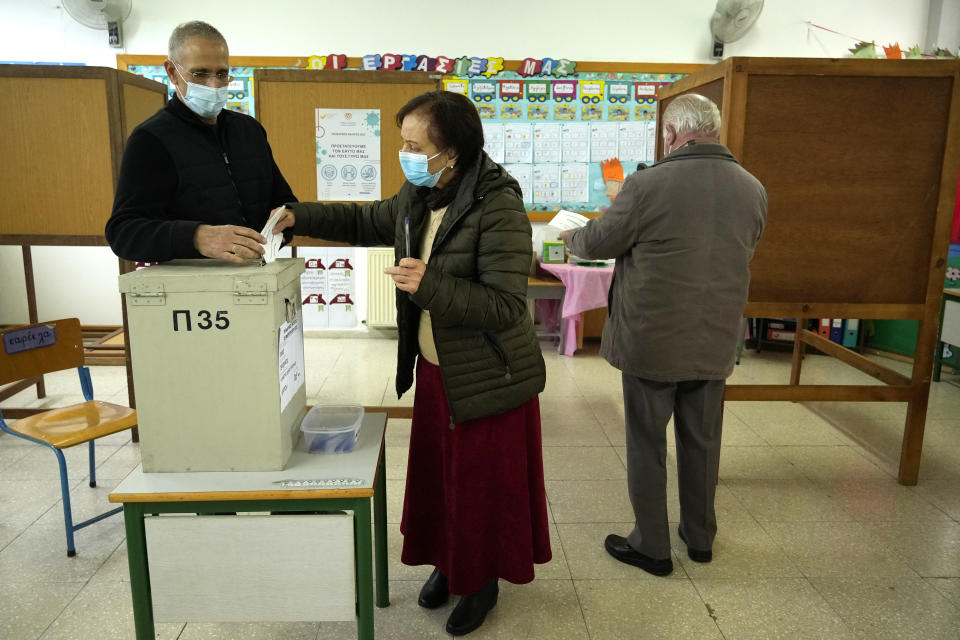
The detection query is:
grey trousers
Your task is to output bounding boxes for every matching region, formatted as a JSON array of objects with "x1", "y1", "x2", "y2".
[{"x1": 622, "y1": 373, "x2": 725, "y2": 559}]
